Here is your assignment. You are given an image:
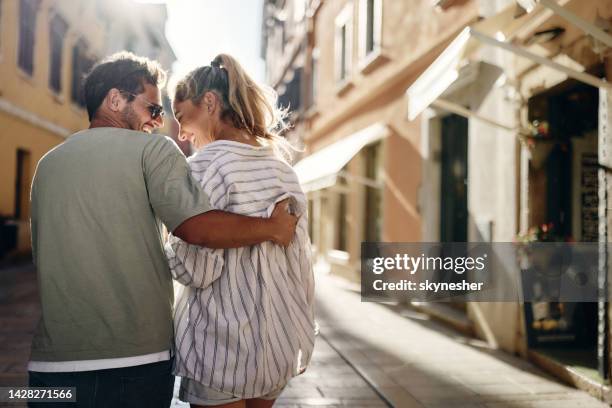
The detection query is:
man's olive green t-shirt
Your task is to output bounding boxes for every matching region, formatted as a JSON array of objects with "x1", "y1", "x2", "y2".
[{"x1": 29, "y1": 128, "x2": 211, "y2": 361}]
